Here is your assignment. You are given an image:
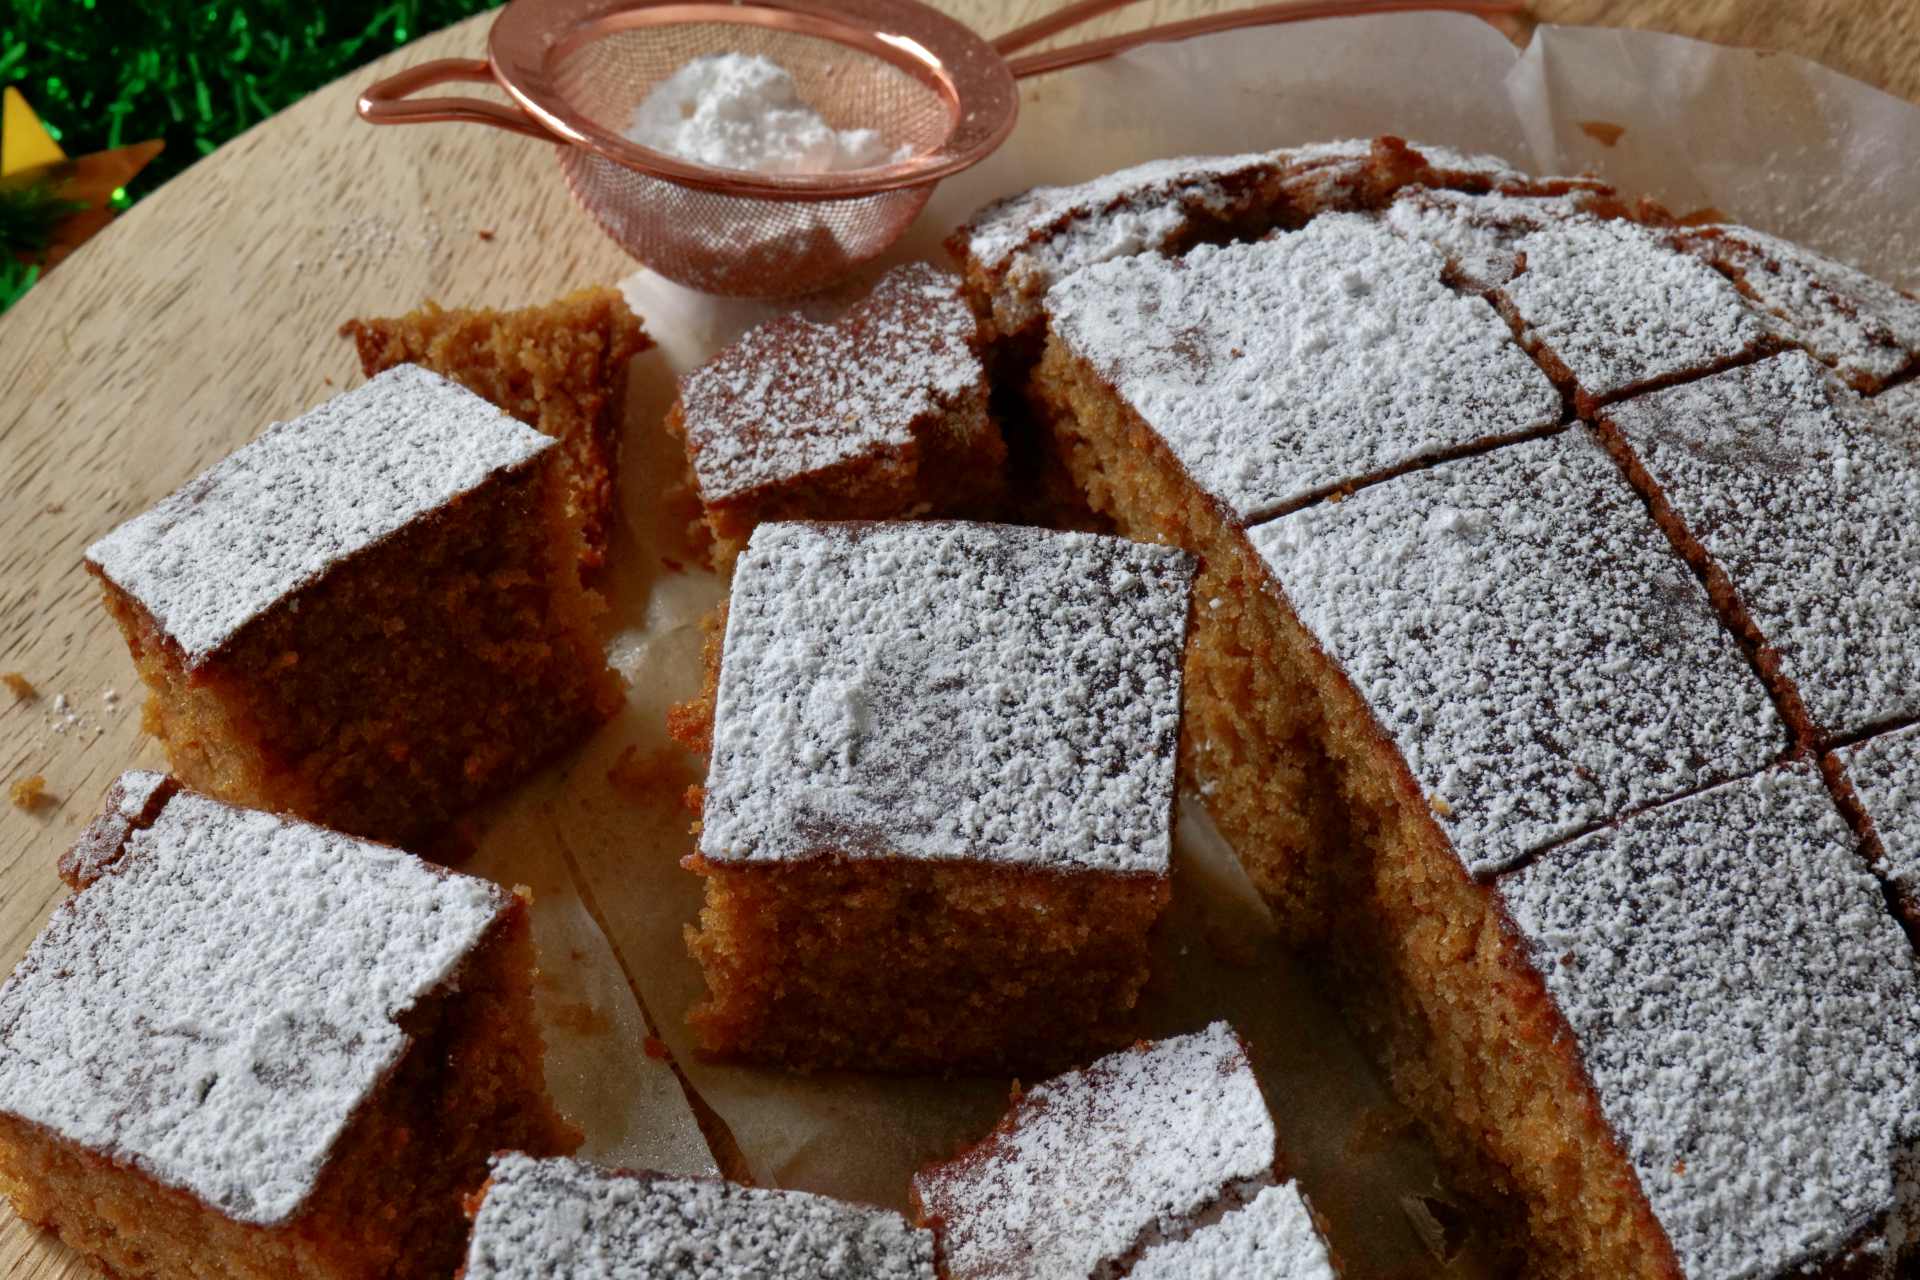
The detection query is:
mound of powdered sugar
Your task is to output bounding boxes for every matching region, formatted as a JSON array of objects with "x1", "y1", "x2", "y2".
[{"x1": 624, "y1": 53, "x2": 907, "y2": 174}]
